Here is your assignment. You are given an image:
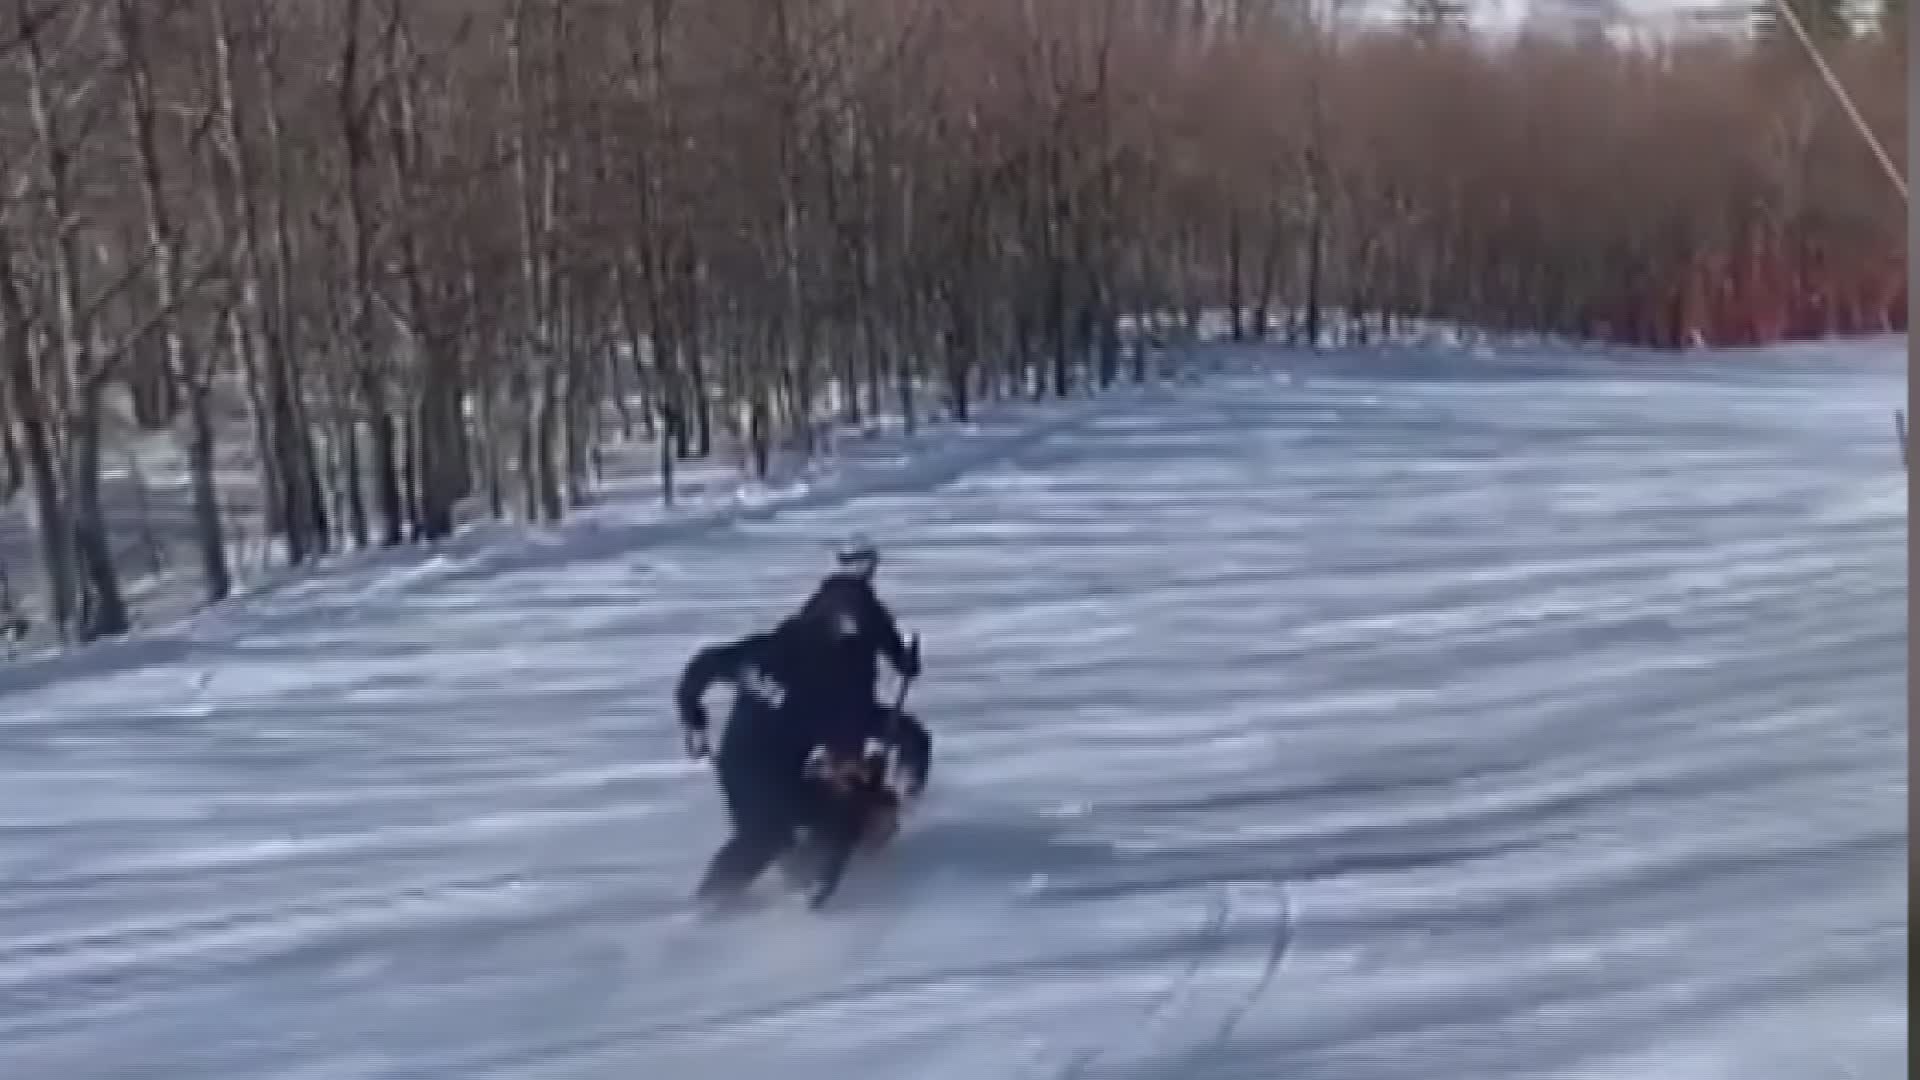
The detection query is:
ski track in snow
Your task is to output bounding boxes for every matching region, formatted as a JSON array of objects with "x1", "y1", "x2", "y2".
[{"x1": 0, "y1": 340, "x2": 1906, "y2": 1080}]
